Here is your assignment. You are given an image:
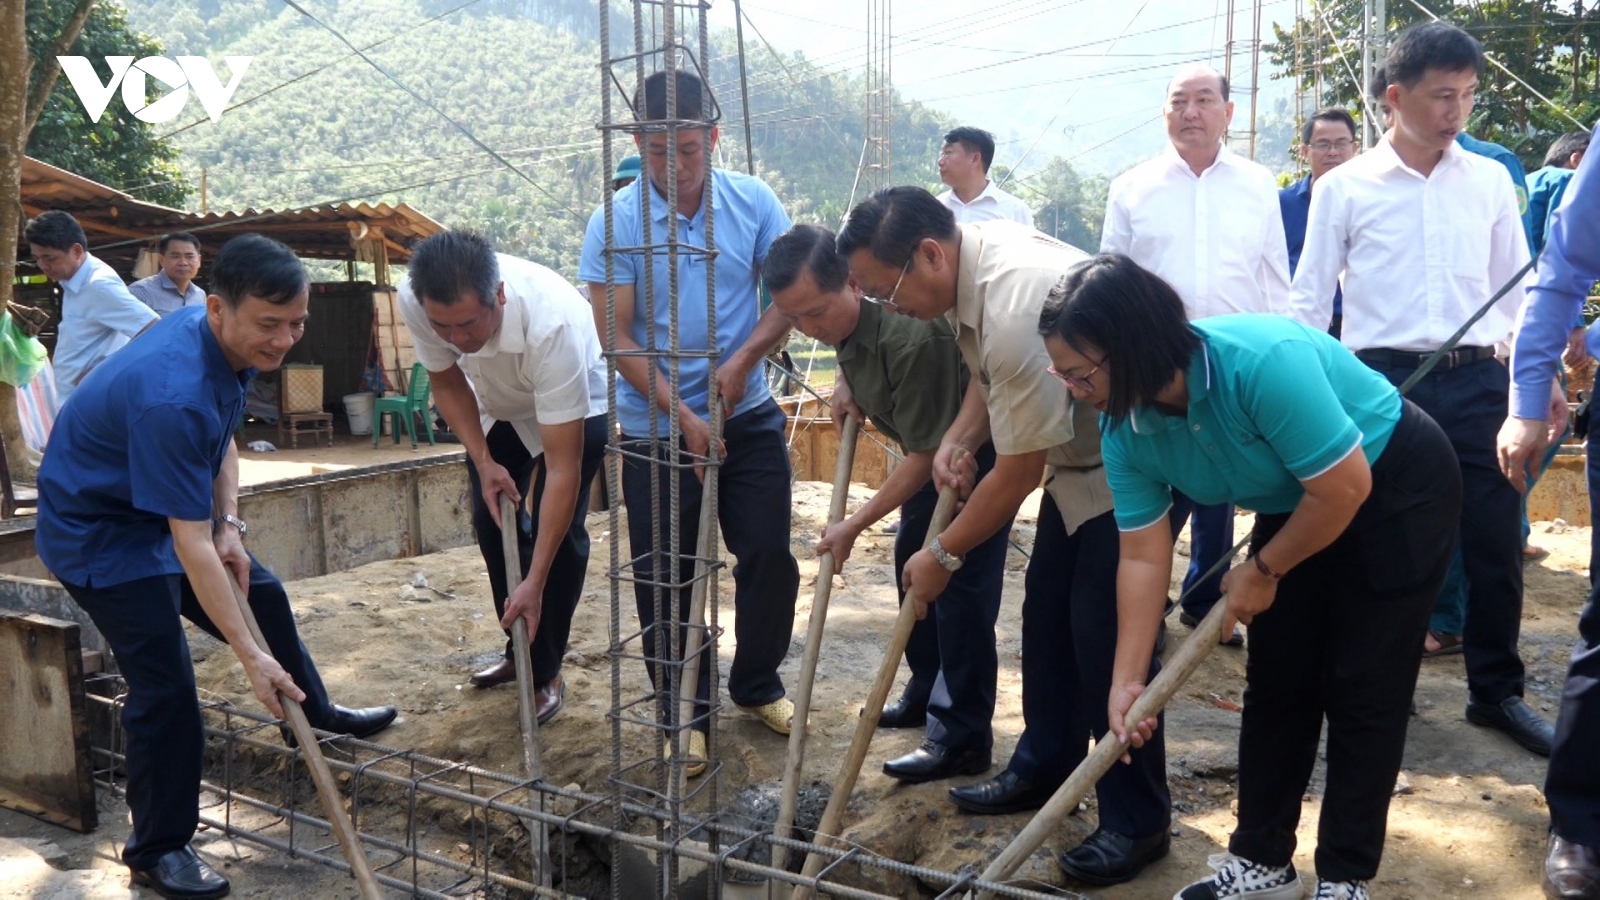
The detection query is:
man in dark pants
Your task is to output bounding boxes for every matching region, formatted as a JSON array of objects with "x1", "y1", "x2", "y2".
[
  {"x1": 579, "y1": 70, "x2": 799, "y2": 774},
  {"x1": 765, "y1": 224, "x2": 1011, "y2": 782},
  {"x1": 1500, "y1": 119, "x2": 1600, "y2": 899},
  {"x1": 398, "y1": 230, "x2": 609, "y2": 724},
  {"x1": 35, "y1": 235, "x2": 396, "y2": 899},
  {"x1": 839, "y1": 188, "x2": 1171, "y2": 886},
  {"x1": 1289, "y1": 21, "x2": 1552, "y2": 757}
]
